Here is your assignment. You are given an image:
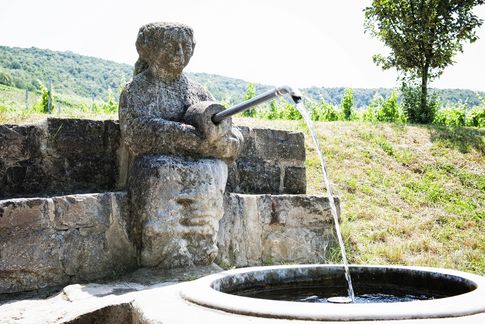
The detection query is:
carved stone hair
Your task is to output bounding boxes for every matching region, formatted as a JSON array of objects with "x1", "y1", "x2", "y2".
[{"x1": 133, "y1": 22, "x2": 195, "y2": 76}]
